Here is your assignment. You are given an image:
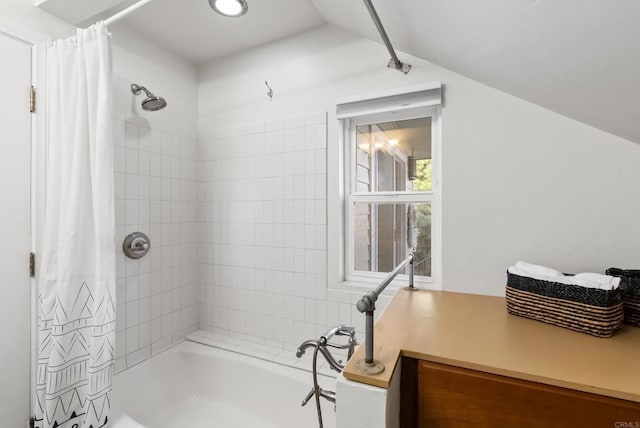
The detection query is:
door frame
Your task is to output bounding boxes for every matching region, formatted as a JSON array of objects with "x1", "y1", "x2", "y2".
[{"x1": 0, "y1": 18, "x2": 50, "y2": 421}]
